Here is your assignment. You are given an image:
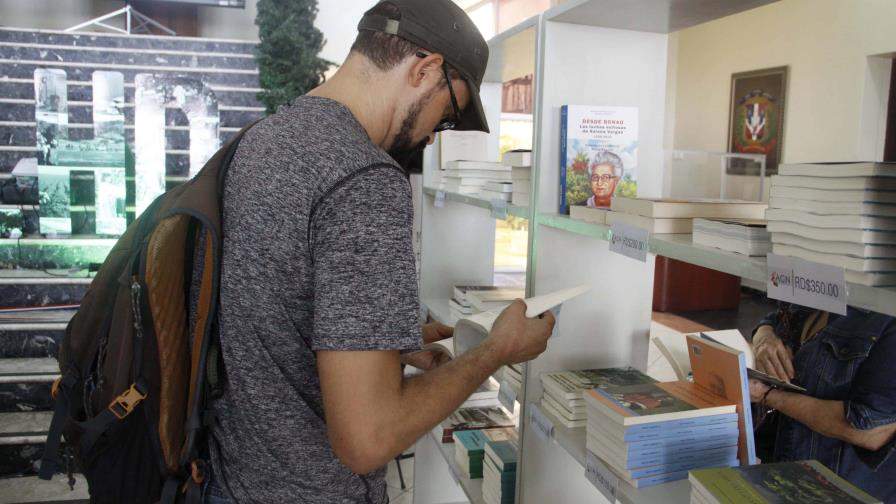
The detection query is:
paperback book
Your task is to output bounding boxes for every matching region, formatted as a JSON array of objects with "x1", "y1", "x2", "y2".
[
  {"x1": 453, "y1": 427, "x2": 517, "y2": 479},
  {"x1": 560, "y1": 105, "x2": 638, "y2": 214},
  {"x1": 605, "y1": 210, "x2": 694, "y2": 234},
  {"x1": 689, "y1": 460, "x2": 883, "y2": 504},
  {"x1": 693, "y1": 218, "x2": 771, "y2": 257},
  {"x1": 584, "y1": 381, "x2": 737, "y2": 426},
  {"x1": 610, "y1": 197, "x2": 767, "y2": 220},
  {"x1": 440, "y1": 406, "x2": 515, "y2": 443}
]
